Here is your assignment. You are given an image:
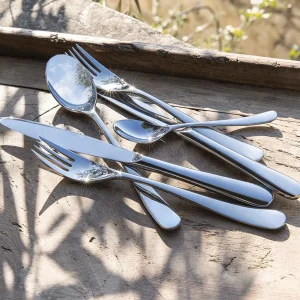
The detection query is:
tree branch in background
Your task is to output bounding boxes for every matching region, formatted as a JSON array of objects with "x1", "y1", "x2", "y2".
[
  {"x1": 175, "y1": 4, "x2": 222, "y2": 51},
  {"x1": 95, "y1": 0, "x2": 295, "y2": 59}
]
